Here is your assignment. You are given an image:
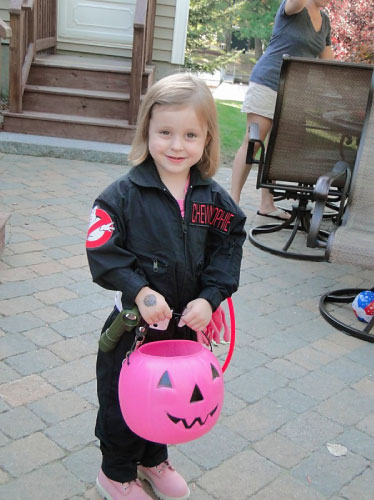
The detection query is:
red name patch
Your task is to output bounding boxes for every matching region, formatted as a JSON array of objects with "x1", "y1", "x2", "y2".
[
  {"x1": 86, "y1": 206, "x2": 115, "y2": 248},
  {"x1": 190, "y1": 202, "x2": 235, "y2": 233}
]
